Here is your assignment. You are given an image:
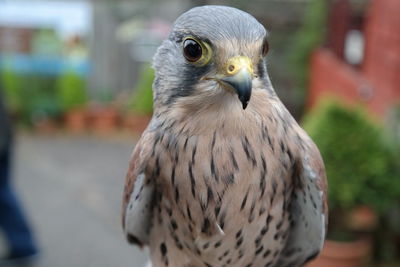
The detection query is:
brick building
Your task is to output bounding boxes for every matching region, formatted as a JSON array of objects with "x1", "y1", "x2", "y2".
[
  {"x1": 308, "y1": 0, "x2": 400, "y2": 117},
  {"x1": 0, "y1": 27, "x2": 33, "y2": 54}
]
